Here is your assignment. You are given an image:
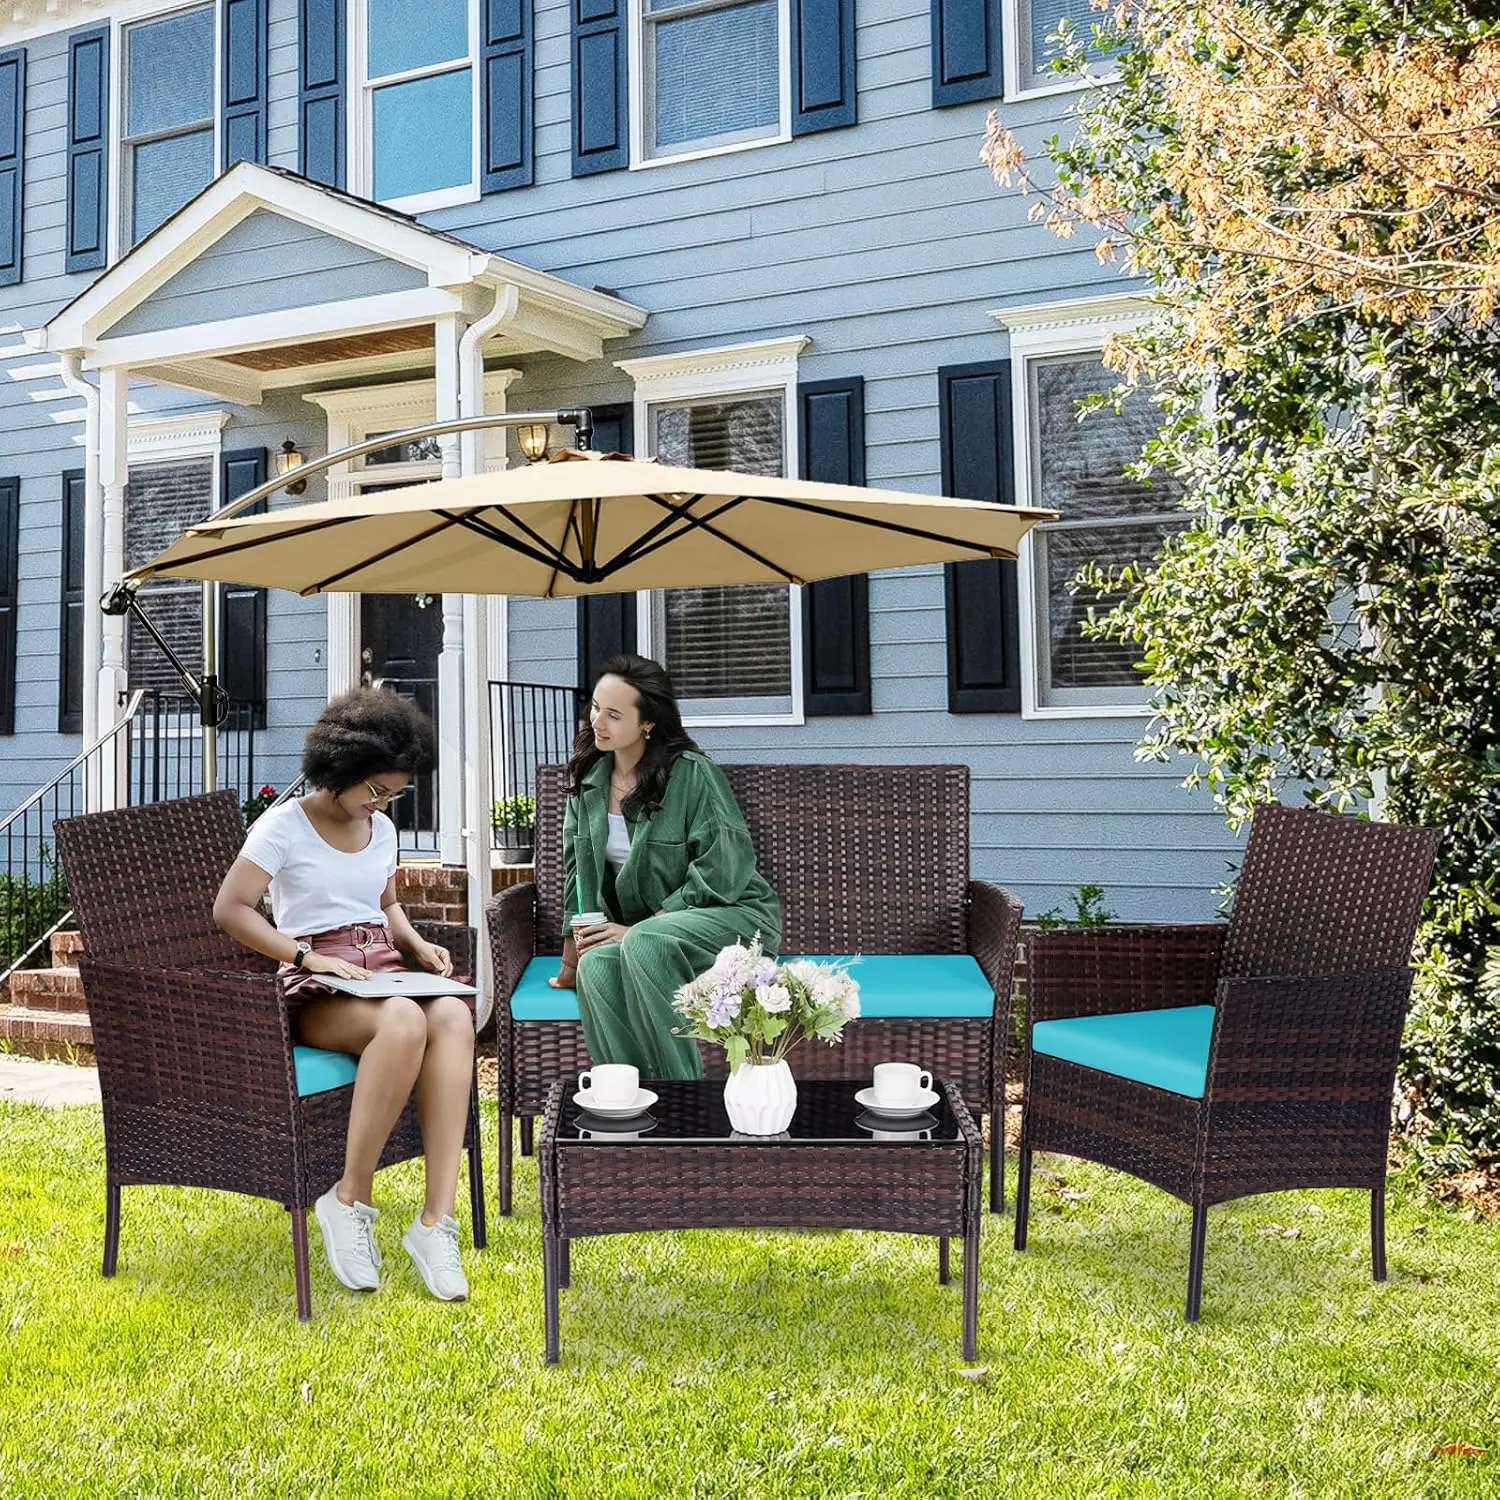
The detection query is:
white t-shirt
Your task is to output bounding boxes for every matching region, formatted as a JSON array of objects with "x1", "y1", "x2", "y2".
[
  {"x1": 606, "y1": 812, "x2": 631, "y2": 871},
  {"x1": 239, "y1": 799, "x2": 398, "y2": 939}
]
